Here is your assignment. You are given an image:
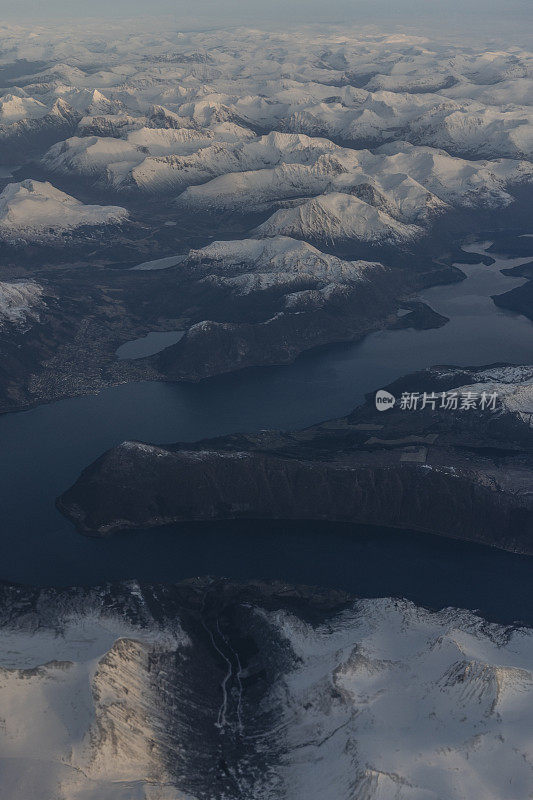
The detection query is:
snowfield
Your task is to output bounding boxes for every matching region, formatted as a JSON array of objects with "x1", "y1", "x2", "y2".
[{"x1": 264, "y1": 598, "x2": 533, "y2": 800}]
